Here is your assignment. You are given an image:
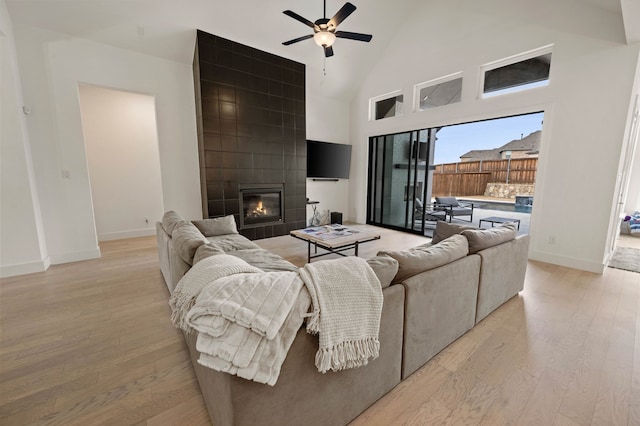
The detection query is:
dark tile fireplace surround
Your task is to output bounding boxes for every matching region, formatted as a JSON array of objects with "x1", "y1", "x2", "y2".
[{"x1": 193, "y1": 30, "x2": 307, "y2": 240}]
